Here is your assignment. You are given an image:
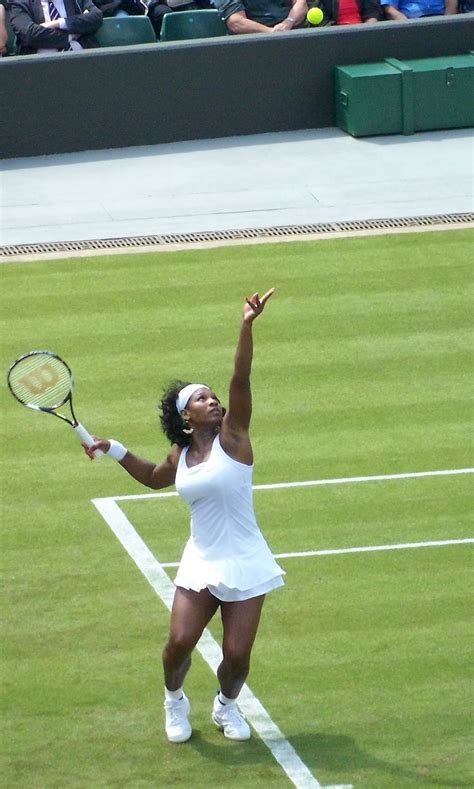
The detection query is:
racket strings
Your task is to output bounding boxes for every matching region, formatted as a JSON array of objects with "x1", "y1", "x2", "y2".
[{"x1": 9, "y1": 354, "x2": 72, "y2": 409}]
